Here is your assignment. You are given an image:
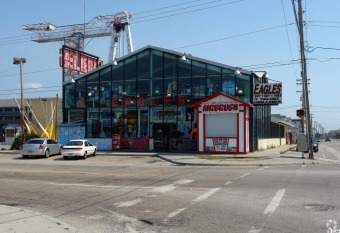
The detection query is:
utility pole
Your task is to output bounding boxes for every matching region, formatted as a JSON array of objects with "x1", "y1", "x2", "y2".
[
  {"x1": 296, "y1": 0, "x2": 314, "y2": 159},
  {"x1": 13, "y1": 57, "x2": 26, "y2": 148},
  {"x1": 55, "y1": 94, "x2": 58, "y2": 141}
]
